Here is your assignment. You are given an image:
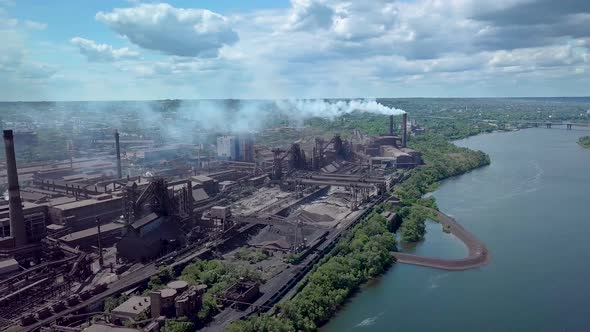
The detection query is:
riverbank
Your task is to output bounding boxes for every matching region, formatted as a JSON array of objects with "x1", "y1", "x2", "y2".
[
  {"x1": 227, "y1": 135, "x2": 491, "y2": 331},
  {"x1": 578, "y1": 136, "x2": 590, "y2": 148},
  {"x1": 322, "y1": 128, "x2": 590, "y2": 332},
  {"x1": 392, "y1": 209, "x2": 489, "y2": 270}
]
